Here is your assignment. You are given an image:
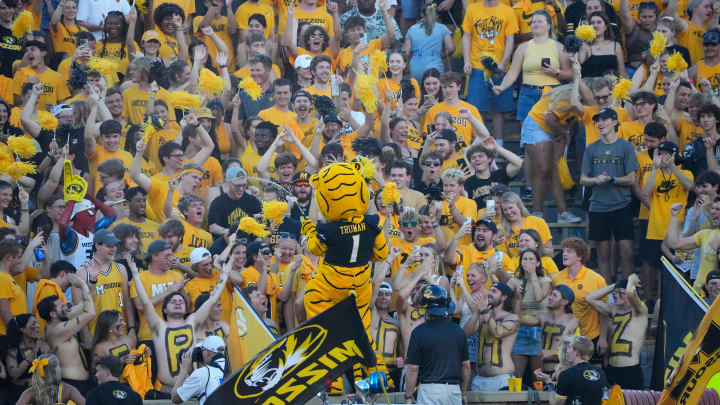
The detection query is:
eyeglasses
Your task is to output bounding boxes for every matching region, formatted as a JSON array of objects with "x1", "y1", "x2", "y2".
[
  {"x1": 594, "y1": 94, "x2": 610, "y2": 102},
  {"x1": 279, "y1": 232, "x2": 297, "y2": 240},
  {"x1": 424, "y1": 161, "x2": 441, "y2": 167},
  {"x1": 230, "y1": 182, "x2": 247, "y2": 189},
  {"x1": 633, "y1": 101, "x2": 649, "y2": 108},
  {"x1": 311, "y1": 32, "x2": 325, "y2": 39},
  {"x1": 400, "y1": 221, "x2": 418, "y2": 227},
  {"x1": 169, "y1": 153, "x2": 184, "y2": 159}
]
